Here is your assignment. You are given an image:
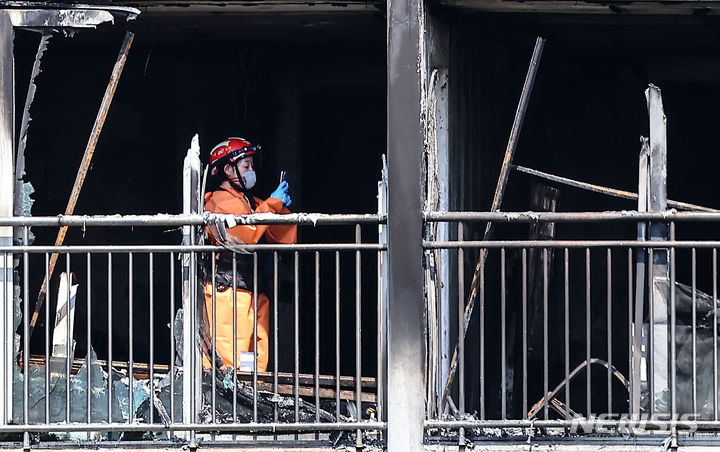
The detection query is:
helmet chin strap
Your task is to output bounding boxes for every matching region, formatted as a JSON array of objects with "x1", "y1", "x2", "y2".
[{"x1": 230, "y1": 162, "x2": 247, "y2": 192}]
